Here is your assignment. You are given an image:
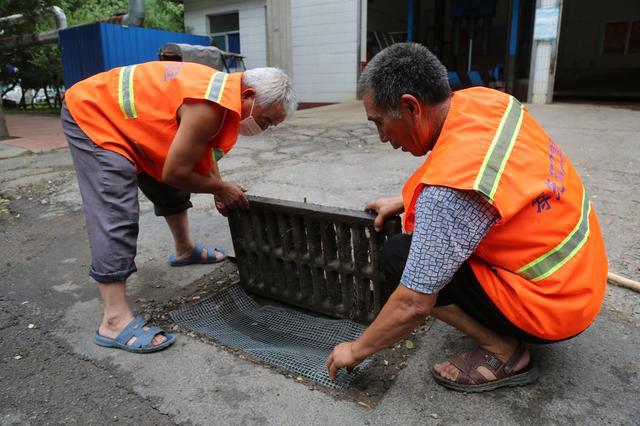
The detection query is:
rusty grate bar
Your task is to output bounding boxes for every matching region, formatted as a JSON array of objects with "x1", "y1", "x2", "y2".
[{"x1": 228, "y1": 195, "x2": 402, "y2": 324}]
